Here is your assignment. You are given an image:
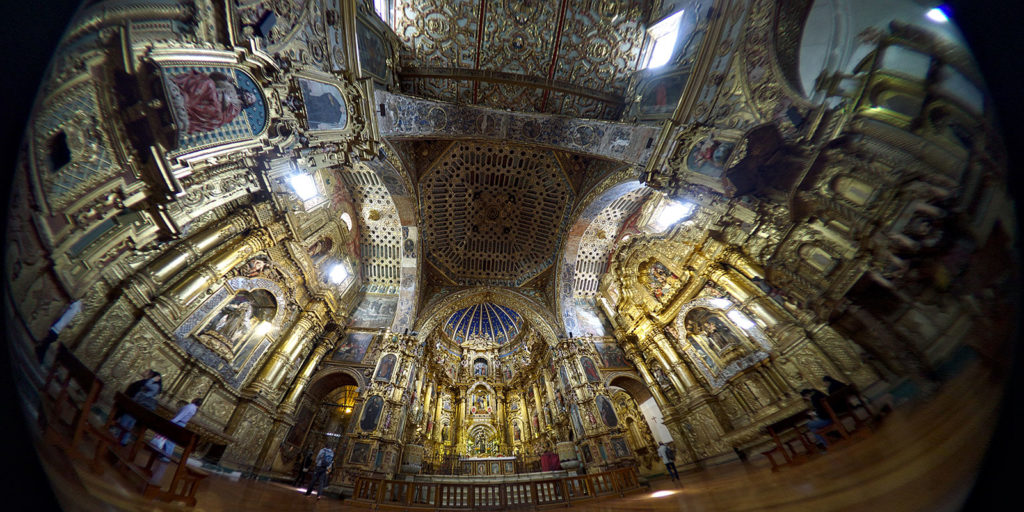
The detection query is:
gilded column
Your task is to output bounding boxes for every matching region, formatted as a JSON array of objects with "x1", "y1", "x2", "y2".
[
  {"x1": 160, "y1": 225, "x2": 278, "y2": 309},
  {"x1": 621, "y1": 340, "x2": 672, "y2": 412},
  {"x1": 248, "y1": 300, "x2": 328, "y2": 396},
  {"x1": 651, "y1": 330, "x2": 698, "y2": 390},
  {"x1": 279, "y1": 331, "x2": 339, "y2": 415},
  {"x1": 641, "y1": 332, "x2": 693, "y2": 394},
  {"x1": 704, "y1": 262, "x2": 789, "y2": 328}
]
